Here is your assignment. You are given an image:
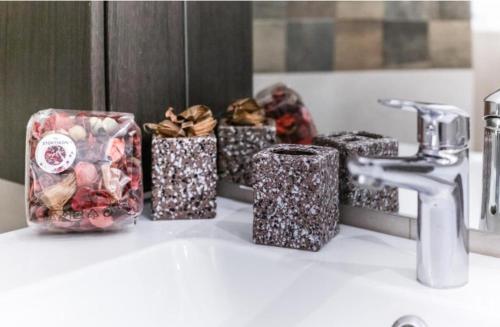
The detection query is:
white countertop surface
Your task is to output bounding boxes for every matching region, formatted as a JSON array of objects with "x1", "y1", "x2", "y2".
[{"x1": 0, "y1": 197, "x2": 500, "y2": 327}]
